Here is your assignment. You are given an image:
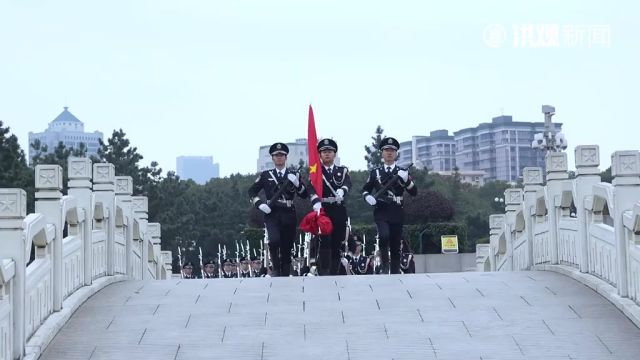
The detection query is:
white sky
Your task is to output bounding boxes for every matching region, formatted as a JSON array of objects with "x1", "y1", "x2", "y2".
[{"x1": 1, "y1": 0, "x2": 638, "y2": 176}]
